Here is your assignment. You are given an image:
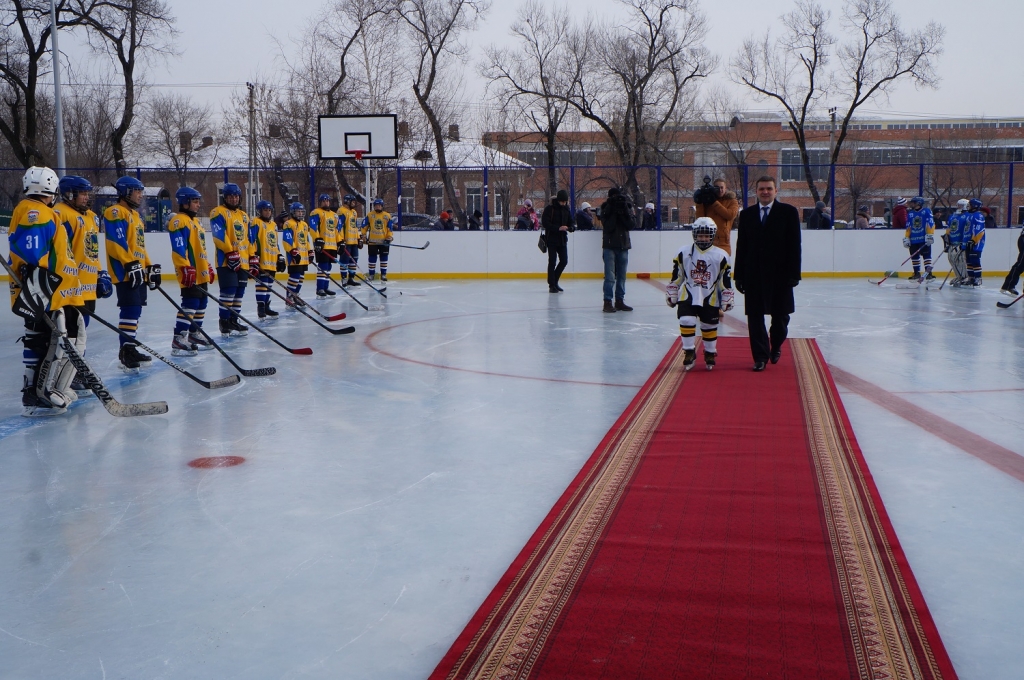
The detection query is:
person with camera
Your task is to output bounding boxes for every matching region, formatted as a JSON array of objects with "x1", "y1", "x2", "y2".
[
  {"x1": 542, "y1": 190, "x2": 575, "y2": 293},
  {"x1": 600, "y1": 187, "x2": 634, "y2": 313},
  {"x1": 694, "y1": 176, "x2": 739, "y2": 255}
]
